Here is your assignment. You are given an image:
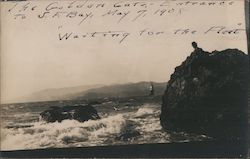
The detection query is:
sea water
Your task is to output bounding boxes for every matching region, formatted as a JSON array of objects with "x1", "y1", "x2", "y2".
[{"x1": 1, "y1": 100, "x2": 209, "y2": 151}]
